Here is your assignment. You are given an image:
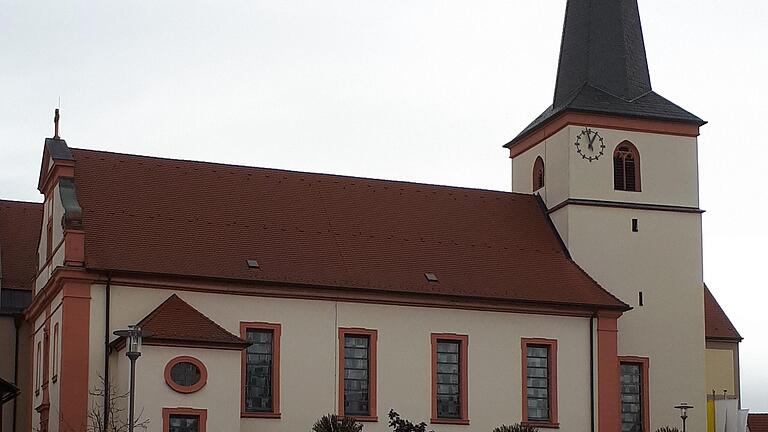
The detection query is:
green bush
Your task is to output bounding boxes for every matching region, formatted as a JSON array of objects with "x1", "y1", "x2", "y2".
[
  {"x1": 311, "y1": 414, "x2": 364, "y2": 432},
  {"x1": 492, "y1": 424, "x2": 541, "y2": 432},
  {"x1": 655, "y1": 428, "x2": 681, "y2": 432},
  {"x1": 387, "y1": 410, "x2": 433, "y2": 432}
]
